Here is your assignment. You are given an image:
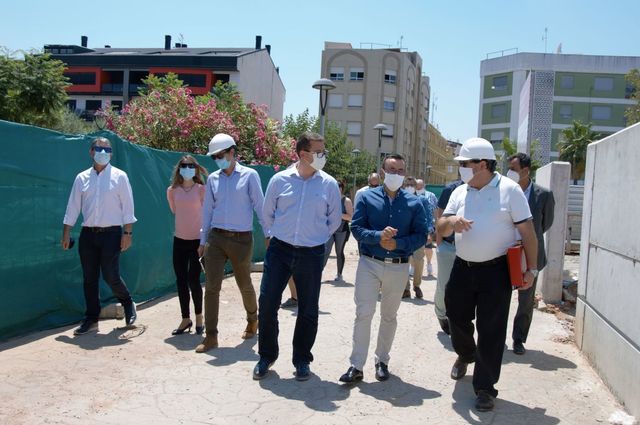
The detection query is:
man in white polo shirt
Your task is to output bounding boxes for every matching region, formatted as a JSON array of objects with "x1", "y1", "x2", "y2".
[{"x1": 436, "y1": 138, "x2": 538, "y2": 412}]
